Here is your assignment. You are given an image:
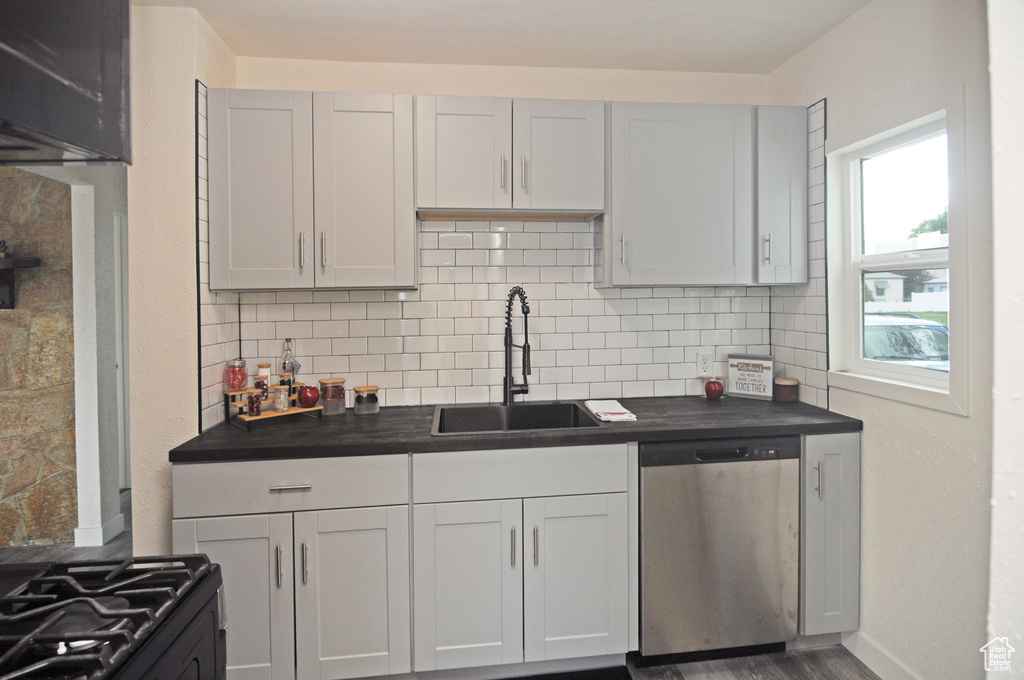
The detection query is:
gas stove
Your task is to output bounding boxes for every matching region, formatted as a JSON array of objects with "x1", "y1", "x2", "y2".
[{"x1": 0, "y1": 555, "x2": 225, "y2": 680}]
